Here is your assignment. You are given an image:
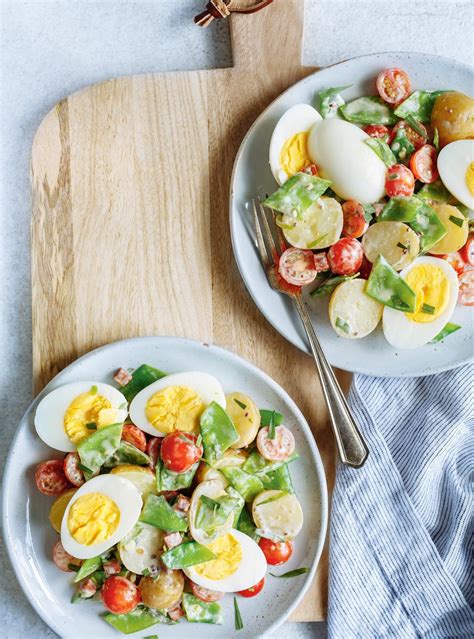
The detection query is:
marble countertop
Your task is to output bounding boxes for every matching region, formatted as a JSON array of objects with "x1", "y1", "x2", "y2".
[{"x1": 1, "y1": 1, "x2": 472, "y2": 637}]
